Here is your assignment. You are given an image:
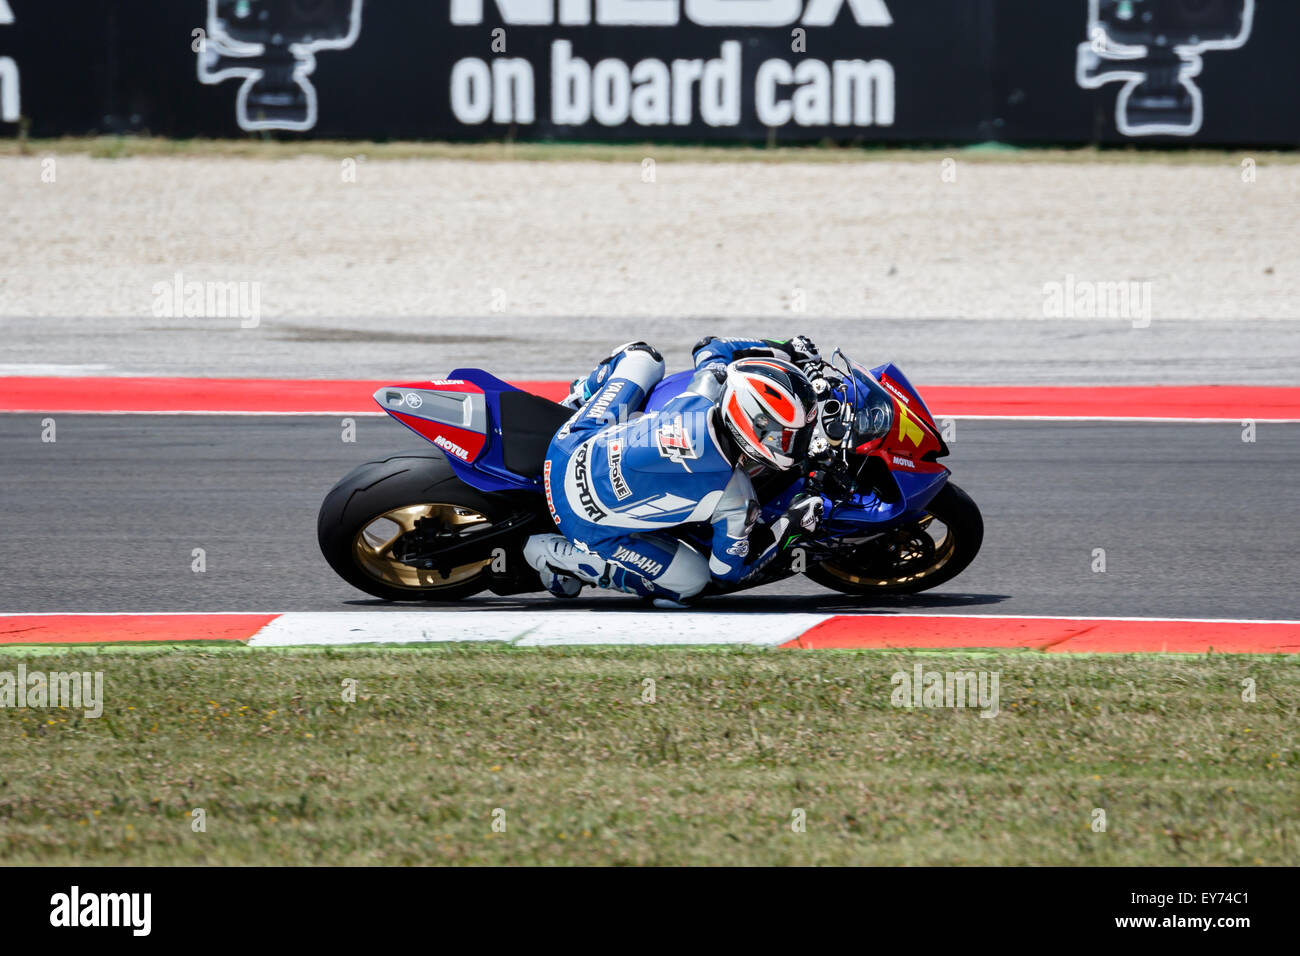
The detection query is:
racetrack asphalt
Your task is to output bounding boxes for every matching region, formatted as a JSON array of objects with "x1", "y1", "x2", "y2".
[
  {"x1": 1, "y1": 413, "x2": 1295, "y2": 620},
  {"x1": 3, "y1": 317, "x2": 1299, "y2": 385}
]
